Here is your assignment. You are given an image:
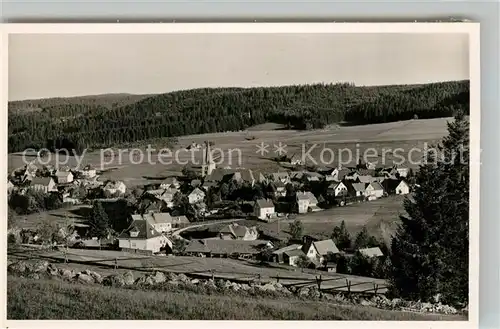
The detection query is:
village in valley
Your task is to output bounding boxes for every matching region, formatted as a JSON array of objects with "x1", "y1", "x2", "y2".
[
  {"x1": 5, "y1": 30, "x2": 473, "y2": 321},
  {"x1": 7, "y1": 138, "x2": 413, "y2": 280}
]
